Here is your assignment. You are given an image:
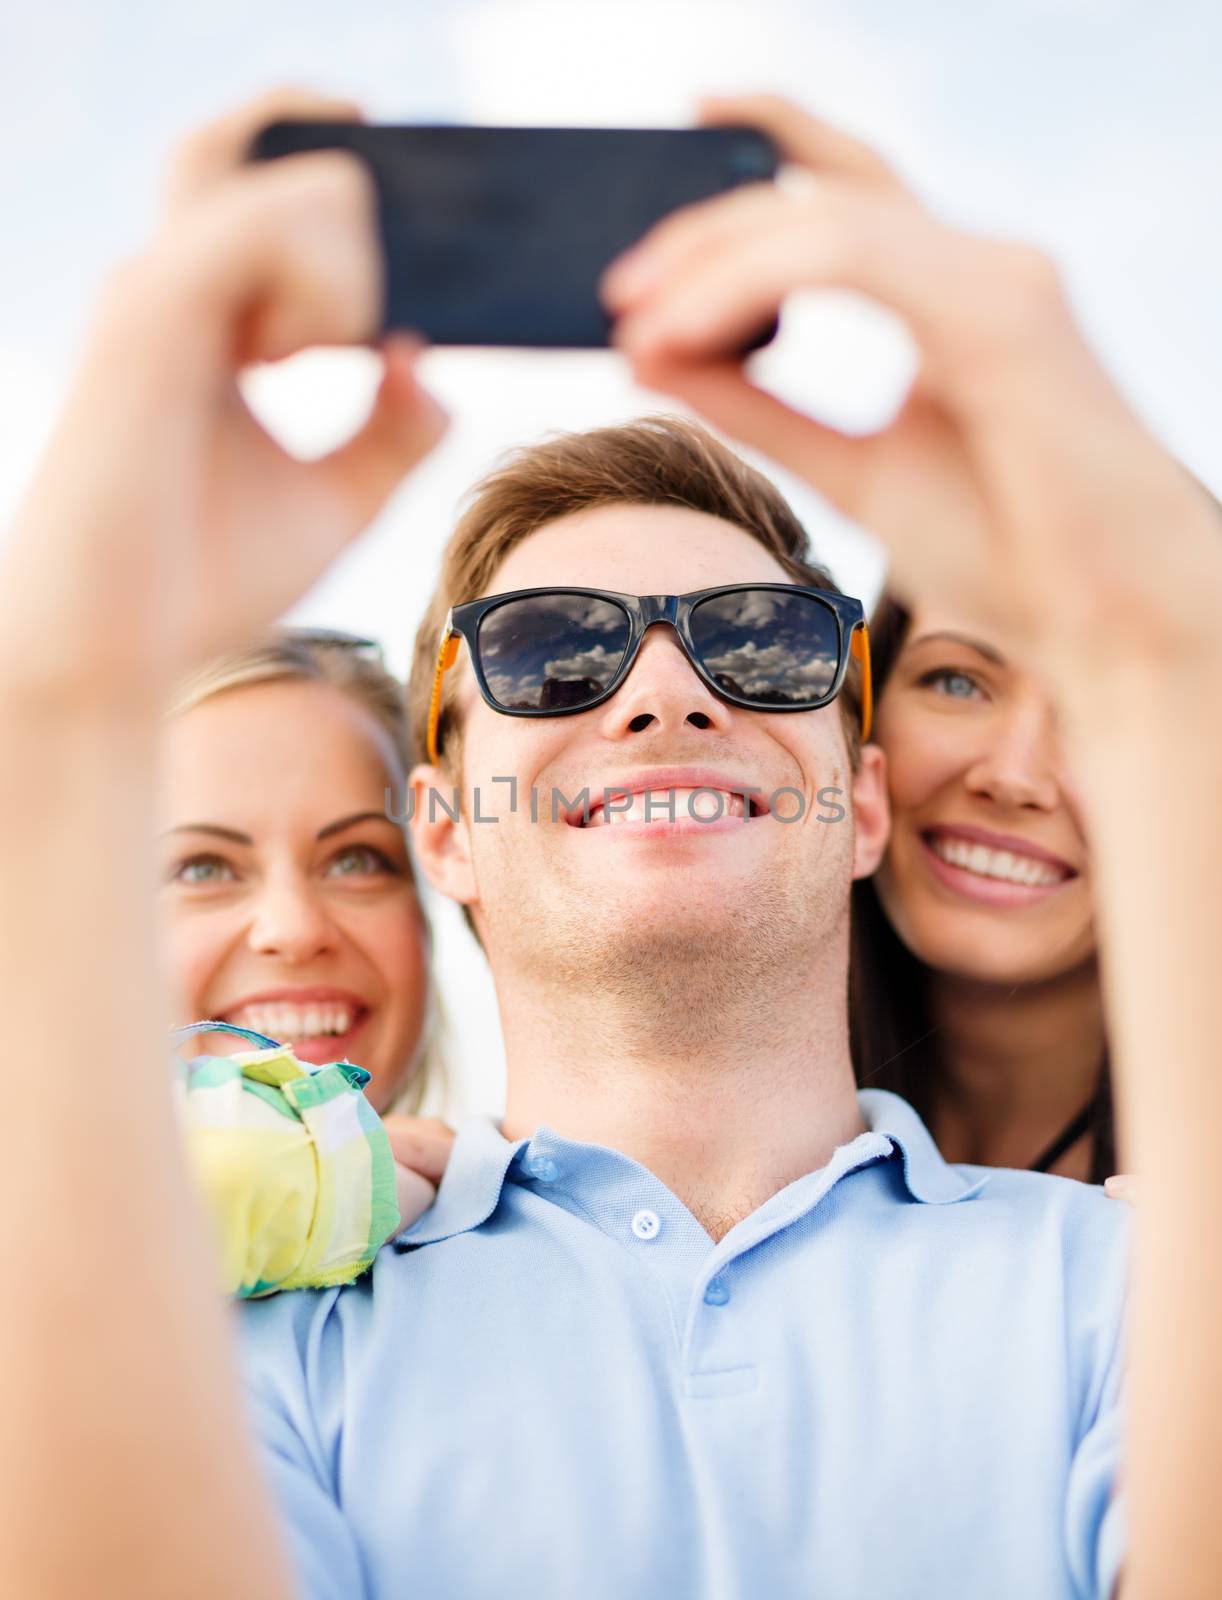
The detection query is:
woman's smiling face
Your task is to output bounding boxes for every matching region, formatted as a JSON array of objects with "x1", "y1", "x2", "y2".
[
  {"x1": 157, "y1": 676, "x2": 429, "y2": 1111},
  {"x1": 870, "y1": 602, "x2": 1096, "y2": 986}
]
